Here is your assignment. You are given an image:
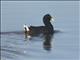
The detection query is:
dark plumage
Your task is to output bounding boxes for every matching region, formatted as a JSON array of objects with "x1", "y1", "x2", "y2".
[{"x1": 24, "y1": 14, "x2": 54, "y2": 35}]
